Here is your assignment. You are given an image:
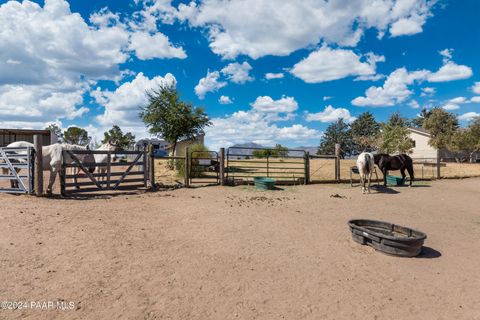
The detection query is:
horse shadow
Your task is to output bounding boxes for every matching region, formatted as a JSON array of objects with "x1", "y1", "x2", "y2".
[{"x1": 370, "y1": 185, "x2": 400, "y2": 194}]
